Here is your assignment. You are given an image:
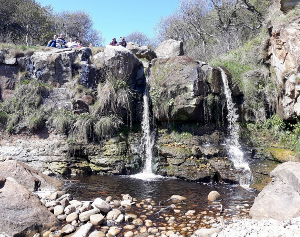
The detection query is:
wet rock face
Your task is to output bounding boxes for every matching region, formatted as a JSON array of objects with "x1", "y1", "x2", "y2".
[
  {"x1": 250, "y1": 162, "x2": 300, "y2": 221},
  {"x1": 155, "y1": 126, "x2": 240, "y2": 183}
]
